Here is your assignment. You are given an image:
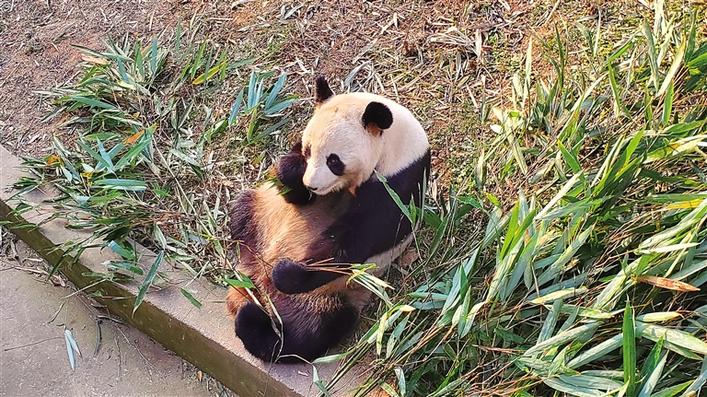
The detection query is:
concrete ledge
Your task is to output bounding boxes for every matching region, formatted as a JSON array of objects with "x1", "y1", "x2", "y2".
[{"x1": 0, "y1": 145, "x2": 360, "y2": 397}]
